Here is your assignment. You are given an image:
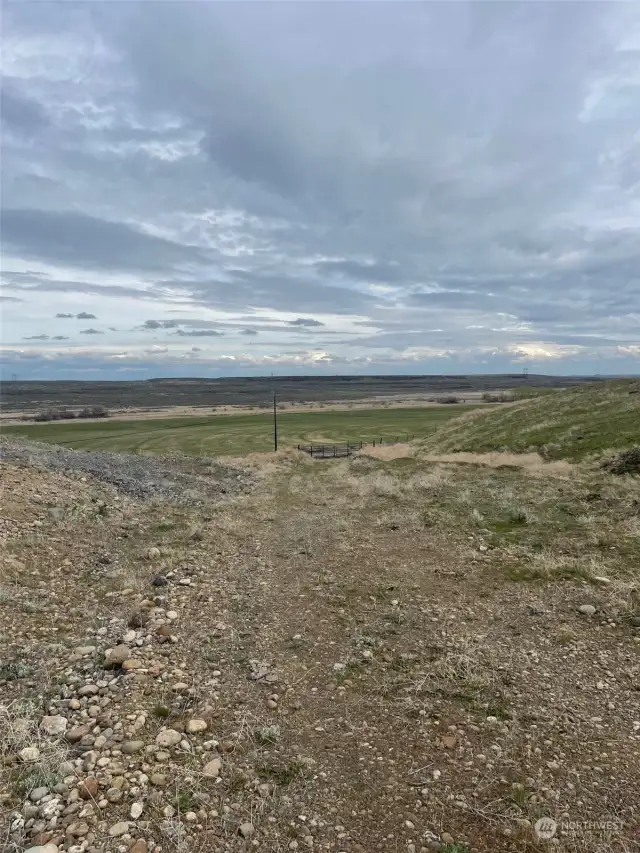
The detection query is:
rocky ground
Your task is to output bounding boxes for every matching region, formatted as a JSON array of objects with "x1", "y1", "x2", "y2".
[{"x1": 1, "y1": 441, "x2": 639, "y2": 853}]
